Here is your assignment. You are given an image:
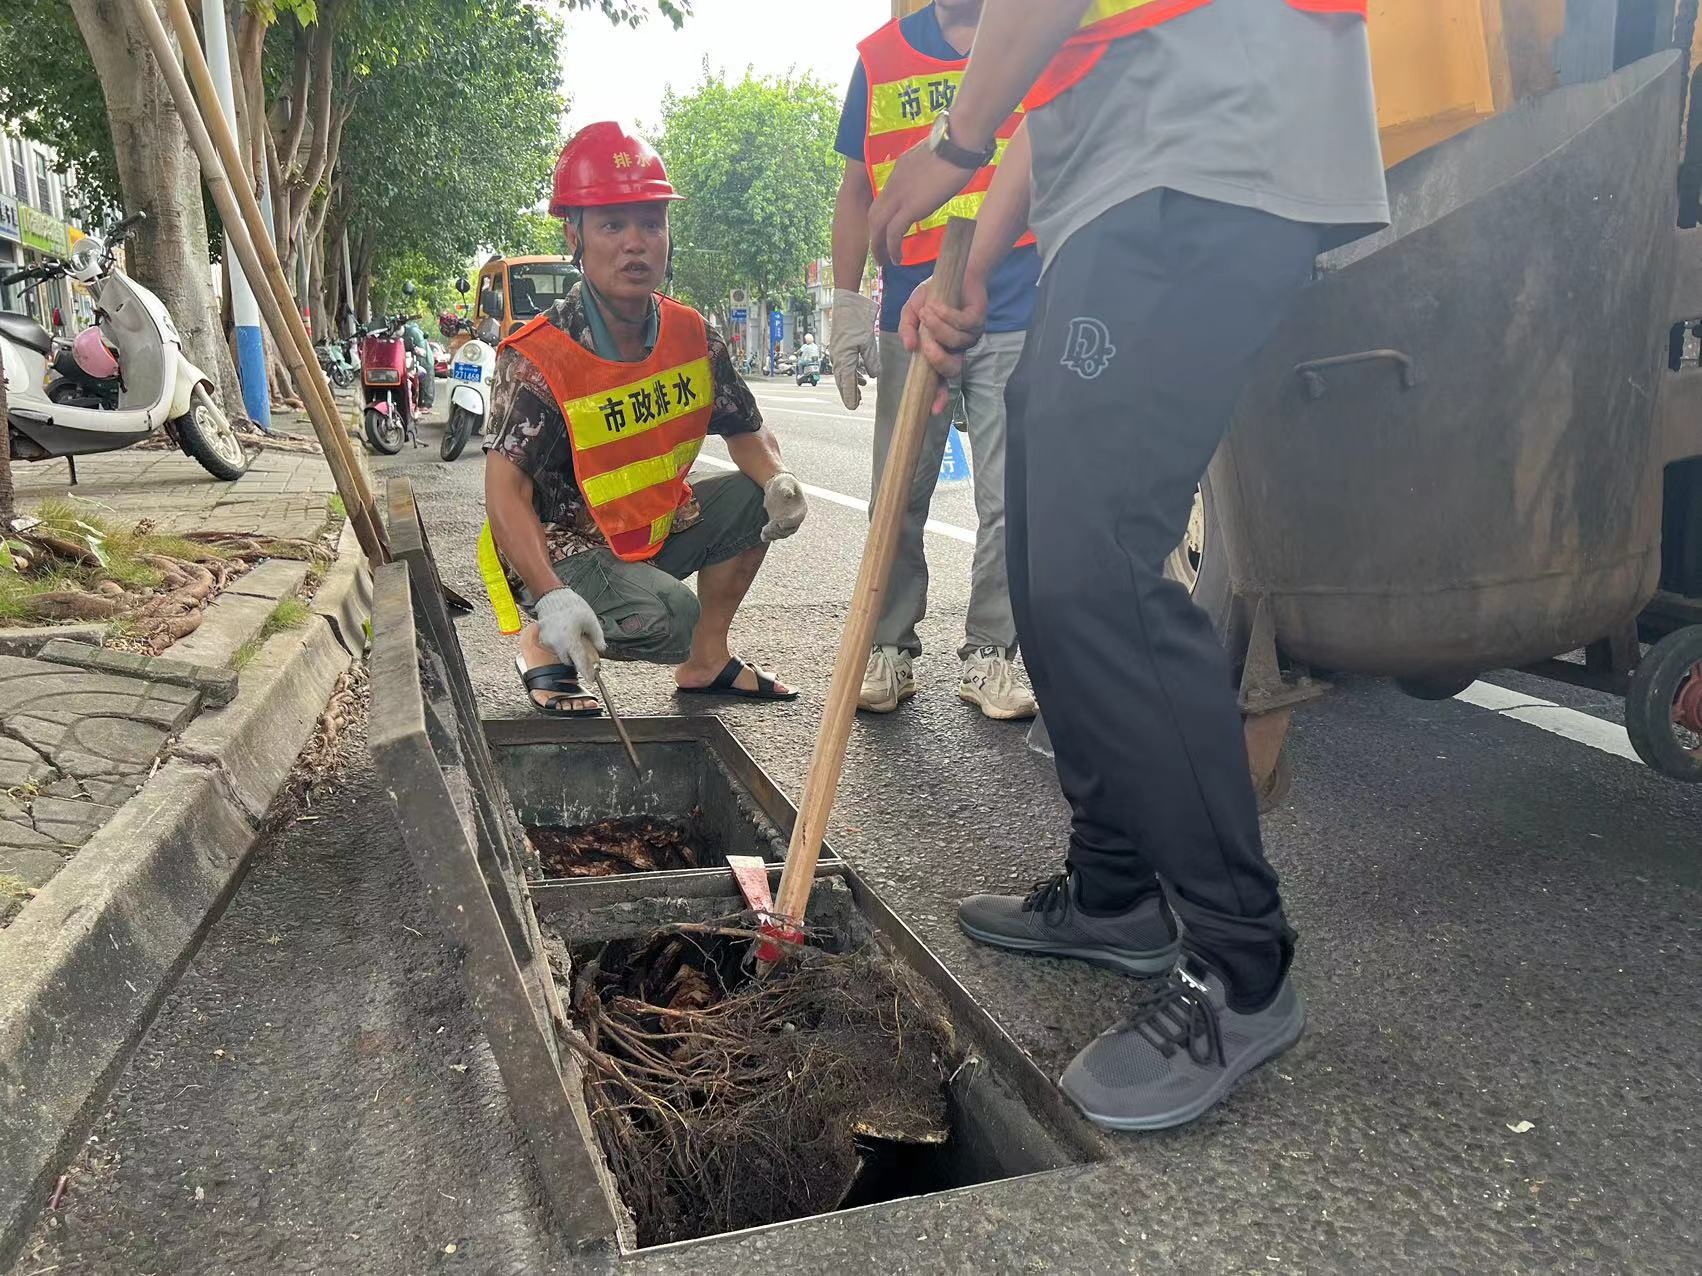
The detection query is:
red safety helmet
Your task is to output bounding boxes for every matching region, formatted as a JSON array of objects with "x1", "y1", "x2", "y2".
[{"x1": 549, "y1": 121, "x2": 682, "y2": 217}]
